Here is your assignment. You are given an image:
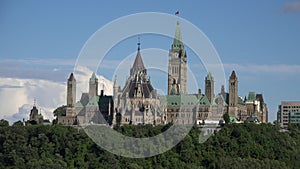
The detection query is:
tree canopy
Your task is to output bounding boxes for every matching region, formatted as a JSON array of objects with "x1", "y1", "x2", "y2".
[{"x1": 0, "y1": 123, "x2": 298, "y2": 168}]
